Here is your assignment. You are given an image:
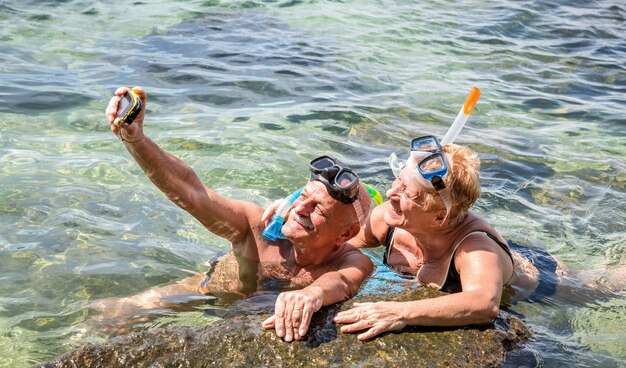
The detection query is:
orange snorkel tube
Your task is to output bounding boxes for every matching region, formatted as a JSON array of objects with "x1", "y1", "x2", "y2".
[{"x1": 441, "y1": 87, "x2": 481, "y2": 145}]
